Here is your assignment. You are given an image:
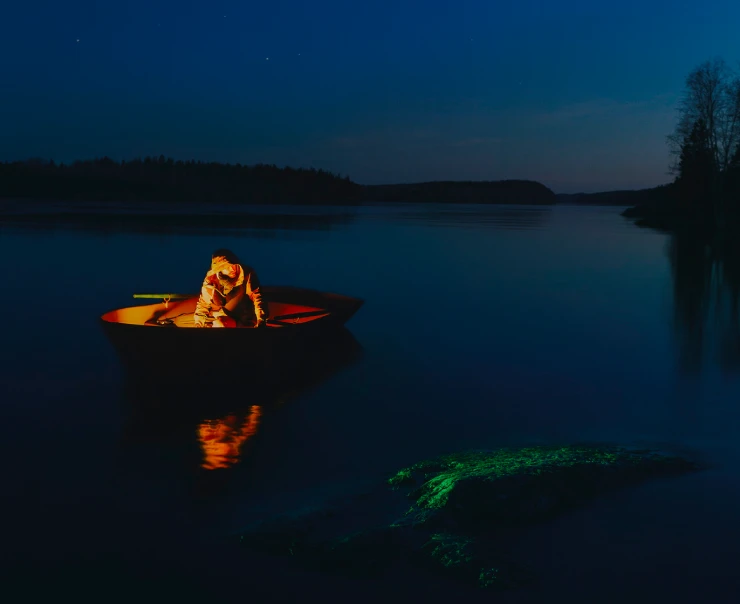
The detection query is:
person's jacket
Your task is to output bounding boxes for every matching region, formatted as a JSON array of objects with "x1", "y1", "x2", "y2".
[{"x1": 193, "y1": 260, "x2": 268, "y2": 327}]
